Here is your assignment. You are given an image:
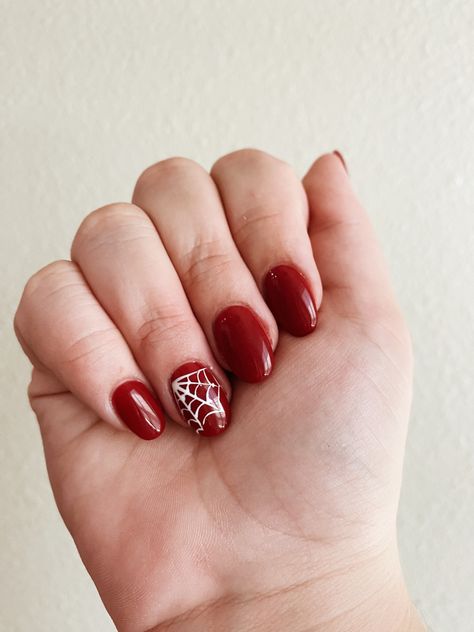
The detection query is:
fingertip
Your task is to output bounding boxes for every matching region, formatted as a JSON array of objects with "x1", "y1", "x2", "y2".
[{"x1": 303, "y1": 150, "x2": 349, "y2": 183}]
